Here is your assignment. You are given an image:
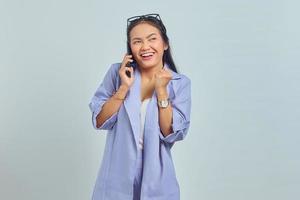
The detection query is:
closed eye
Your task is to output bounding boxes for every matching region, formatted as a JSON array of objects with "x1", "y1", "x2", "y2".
[{"x1": 133, "y1": 40, "x2": 141, "y2": 44}]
